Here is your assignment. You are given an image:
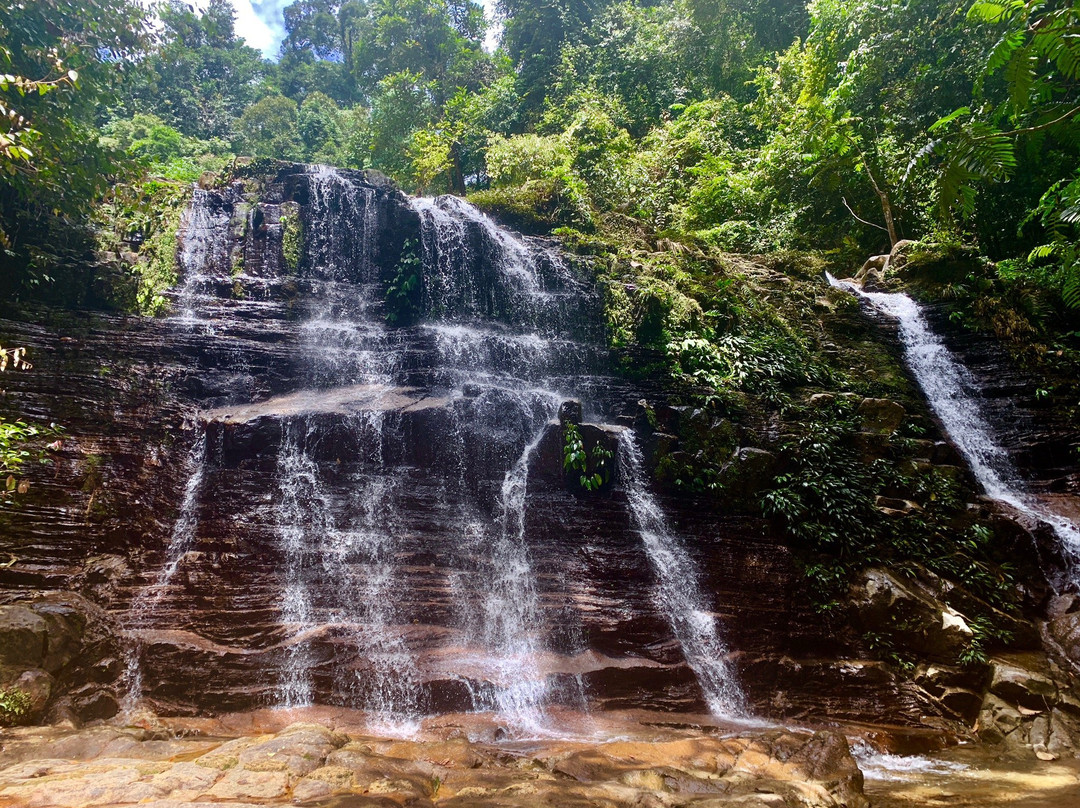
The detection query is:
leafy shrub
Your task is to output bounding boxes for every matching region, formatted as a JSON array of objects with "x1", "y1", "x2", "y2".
[
  {"x1": 385, "y1": 239, "x2": 422, "y2": 325},
  {"x1": 0, "y1": 688, "x2": 32, "y2": 726}
]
